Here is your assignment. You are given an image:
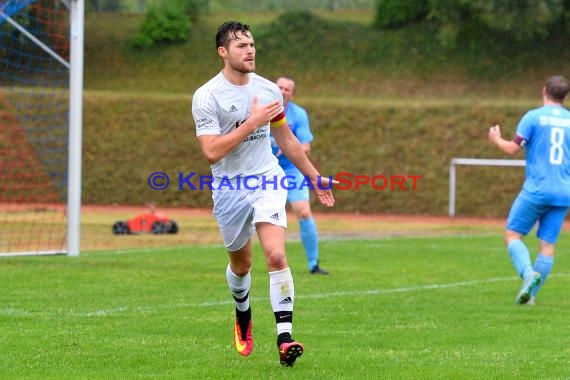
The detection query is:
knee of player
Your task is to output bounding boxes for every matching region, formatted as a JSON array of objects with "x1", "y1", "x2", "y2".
[
  {"x1": 504, "y1": 230, "x2": 523, "y2": 246},
  {"x1": 264, "y1": 249, "x2": 288, "y2": 269},
  {"x1": 296, "y1": 210, "x2": 312, "y2": 220},
  {"x1": 230, "y1": 257, "x2": 253, "y2": 276},
  {"x1": 292, "y1": 202, "x2": 312, "y2": 220},
  {"x1": 539, "y1": 241, "x2": 556, "y2": 256}
]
